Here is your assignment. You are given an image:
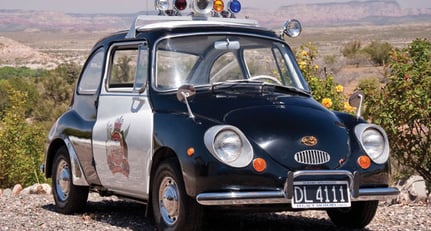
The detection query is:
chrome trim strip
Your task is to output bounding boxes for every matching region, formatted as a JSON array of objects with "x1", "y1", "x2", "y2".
[
  {"x1": 64, "y1": 138, "x2": 89, "y2": 186},
  {"x1": 354, "y1": 187, "x2": 400, "y2": 201},
  {"x1": 196, "y1": 187, "x2": 399, "y2": 206},
  {"x1": 196, "y1": 191, "x2": 287, "y2": 205}
]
